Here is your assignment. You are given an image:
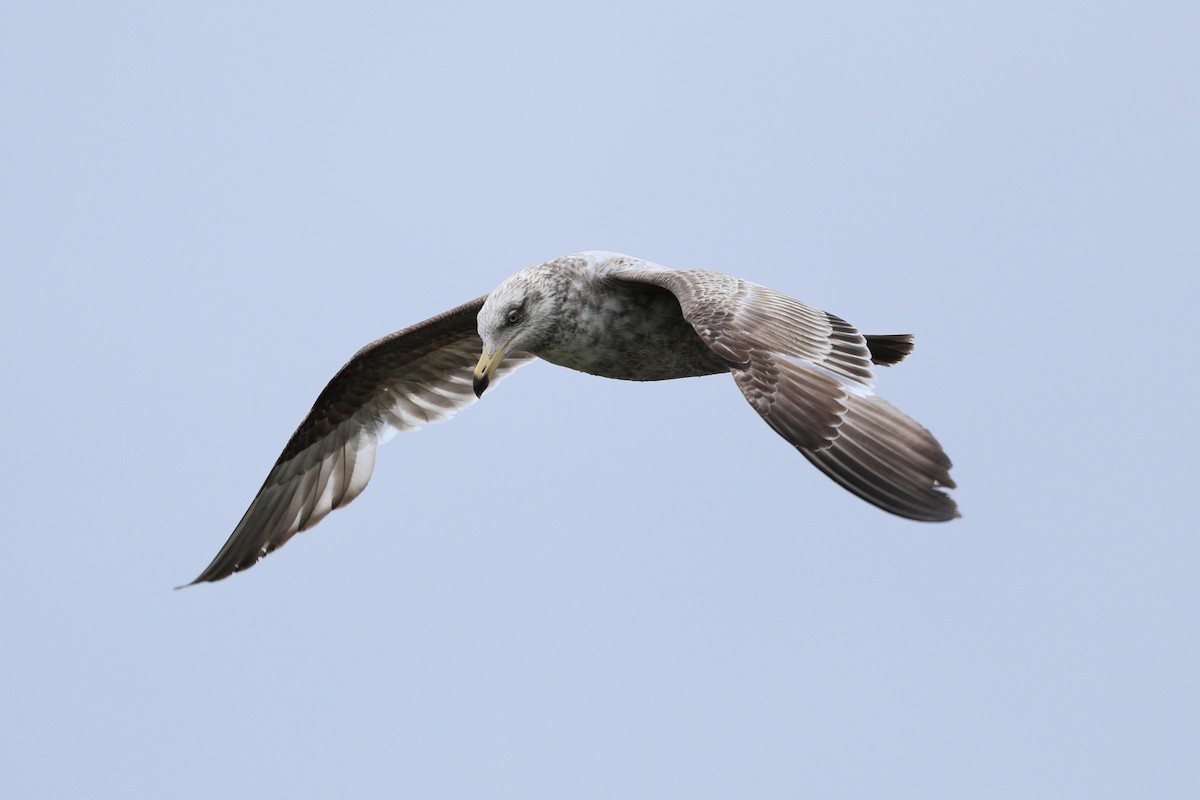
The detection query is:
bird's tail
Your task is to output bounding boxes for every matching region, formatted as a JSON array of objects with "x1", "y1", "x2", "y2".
[{"x1": 864, "y1": 334, "x2": 914, "y2": 366}]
